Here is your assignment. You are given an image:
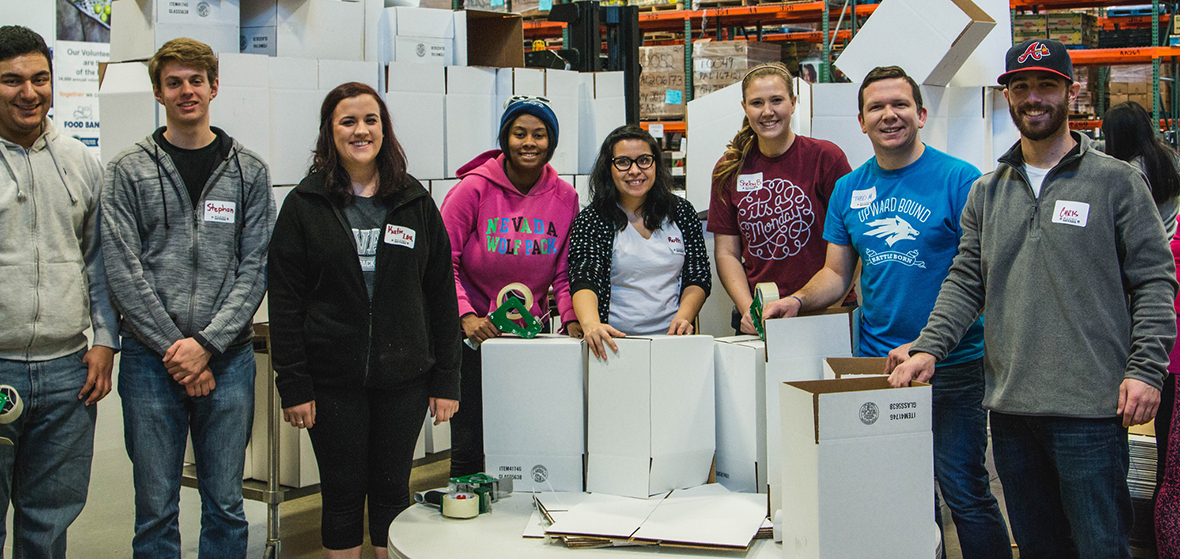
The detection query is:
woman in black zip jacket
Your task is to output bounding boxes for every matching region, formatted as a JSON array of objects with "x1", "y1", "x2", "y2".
[{"x1": 268, "y1": 82, "x2": 461, "y2": 558}]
